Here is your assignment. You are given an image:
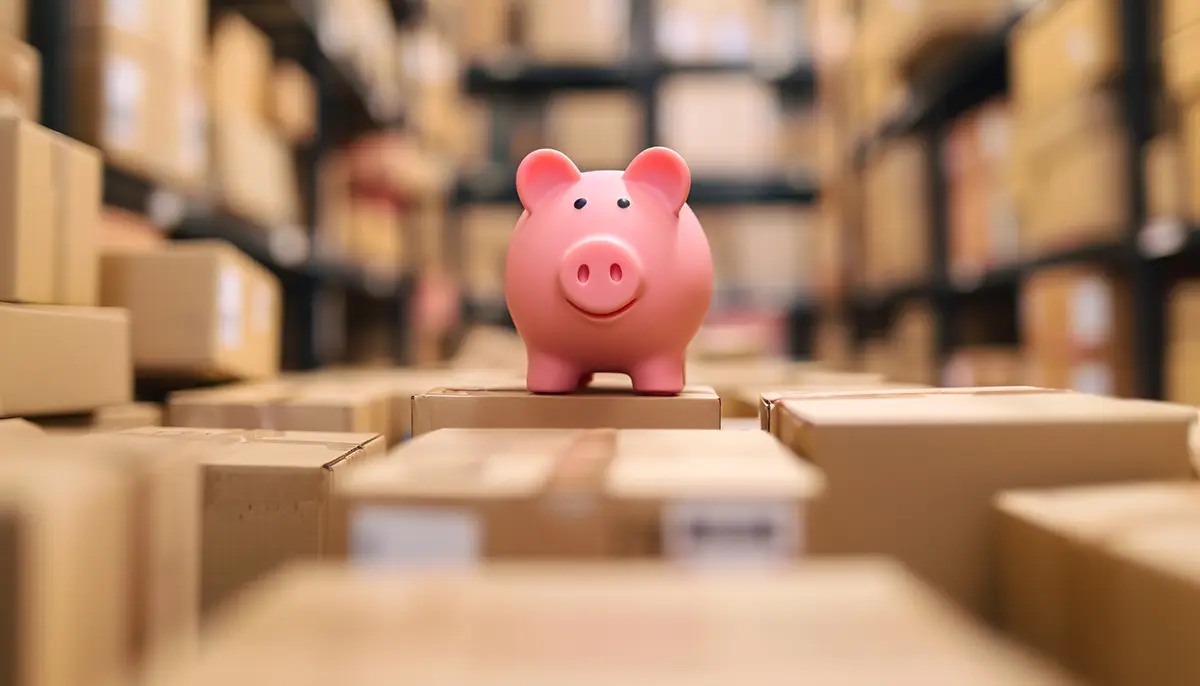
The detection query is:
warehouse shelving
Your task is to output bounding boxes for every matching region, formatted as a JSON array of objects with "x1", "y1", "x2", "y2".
[
  {"x1": 464, "y1": 60, "x2": 818, "y2": 97},
  {"x1": 842, "y1": 1, "x2": 1166, "y2": 398},
  {"x1": 28, "y1": 0, "x2": 412, "y2": 371}
]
